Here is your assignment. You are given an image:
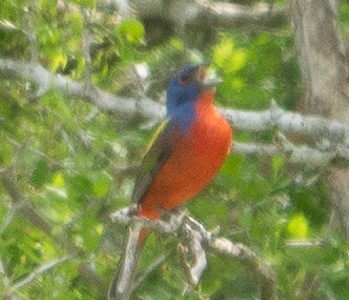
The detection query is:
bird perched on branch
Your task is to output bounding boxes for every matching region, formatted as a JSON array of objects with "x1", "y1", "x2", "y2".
[{"x1": 108, "y1": 64, "x2": 233, "y2": 300}]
